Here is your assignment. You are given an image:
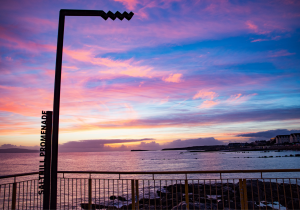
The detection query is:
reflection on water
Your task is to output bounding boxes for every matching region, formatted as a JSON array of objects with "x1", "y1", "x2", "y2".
[{"x1": 1, "y1": 150, "x2": 300, "y2": 178}]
